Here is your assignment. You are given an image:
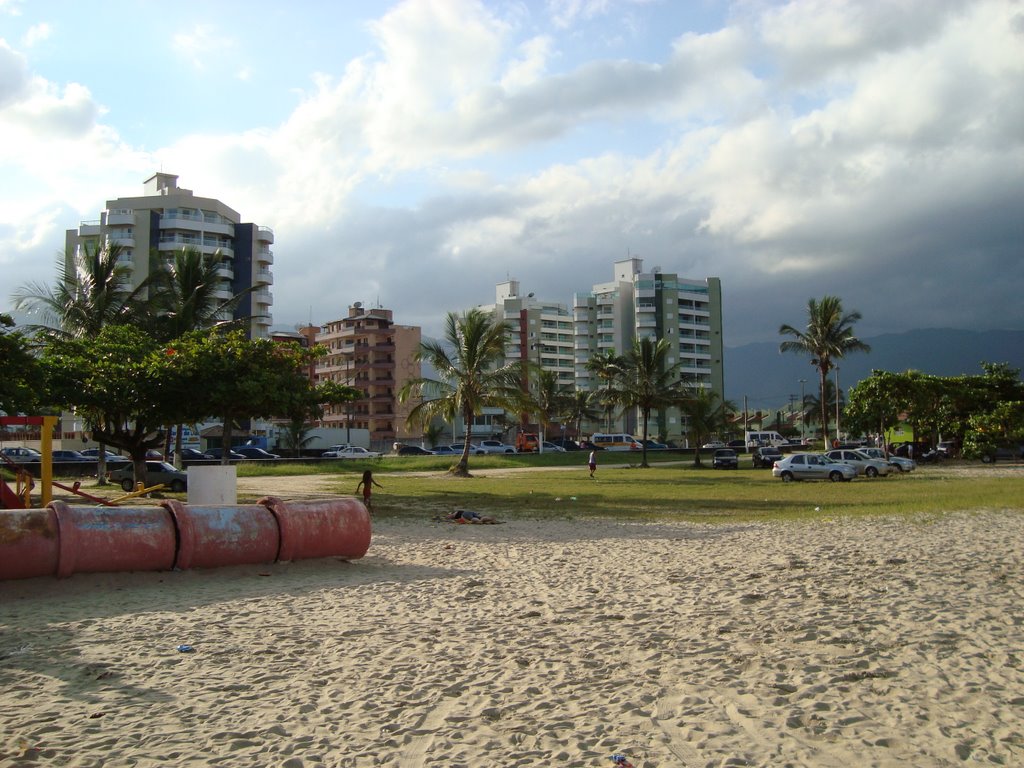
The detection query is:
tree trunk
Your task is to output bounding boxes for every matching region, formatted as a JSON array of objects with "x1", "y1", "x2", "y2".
[{"x1": 222, "y1": 418, "x2": 234, "y2": 466}]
